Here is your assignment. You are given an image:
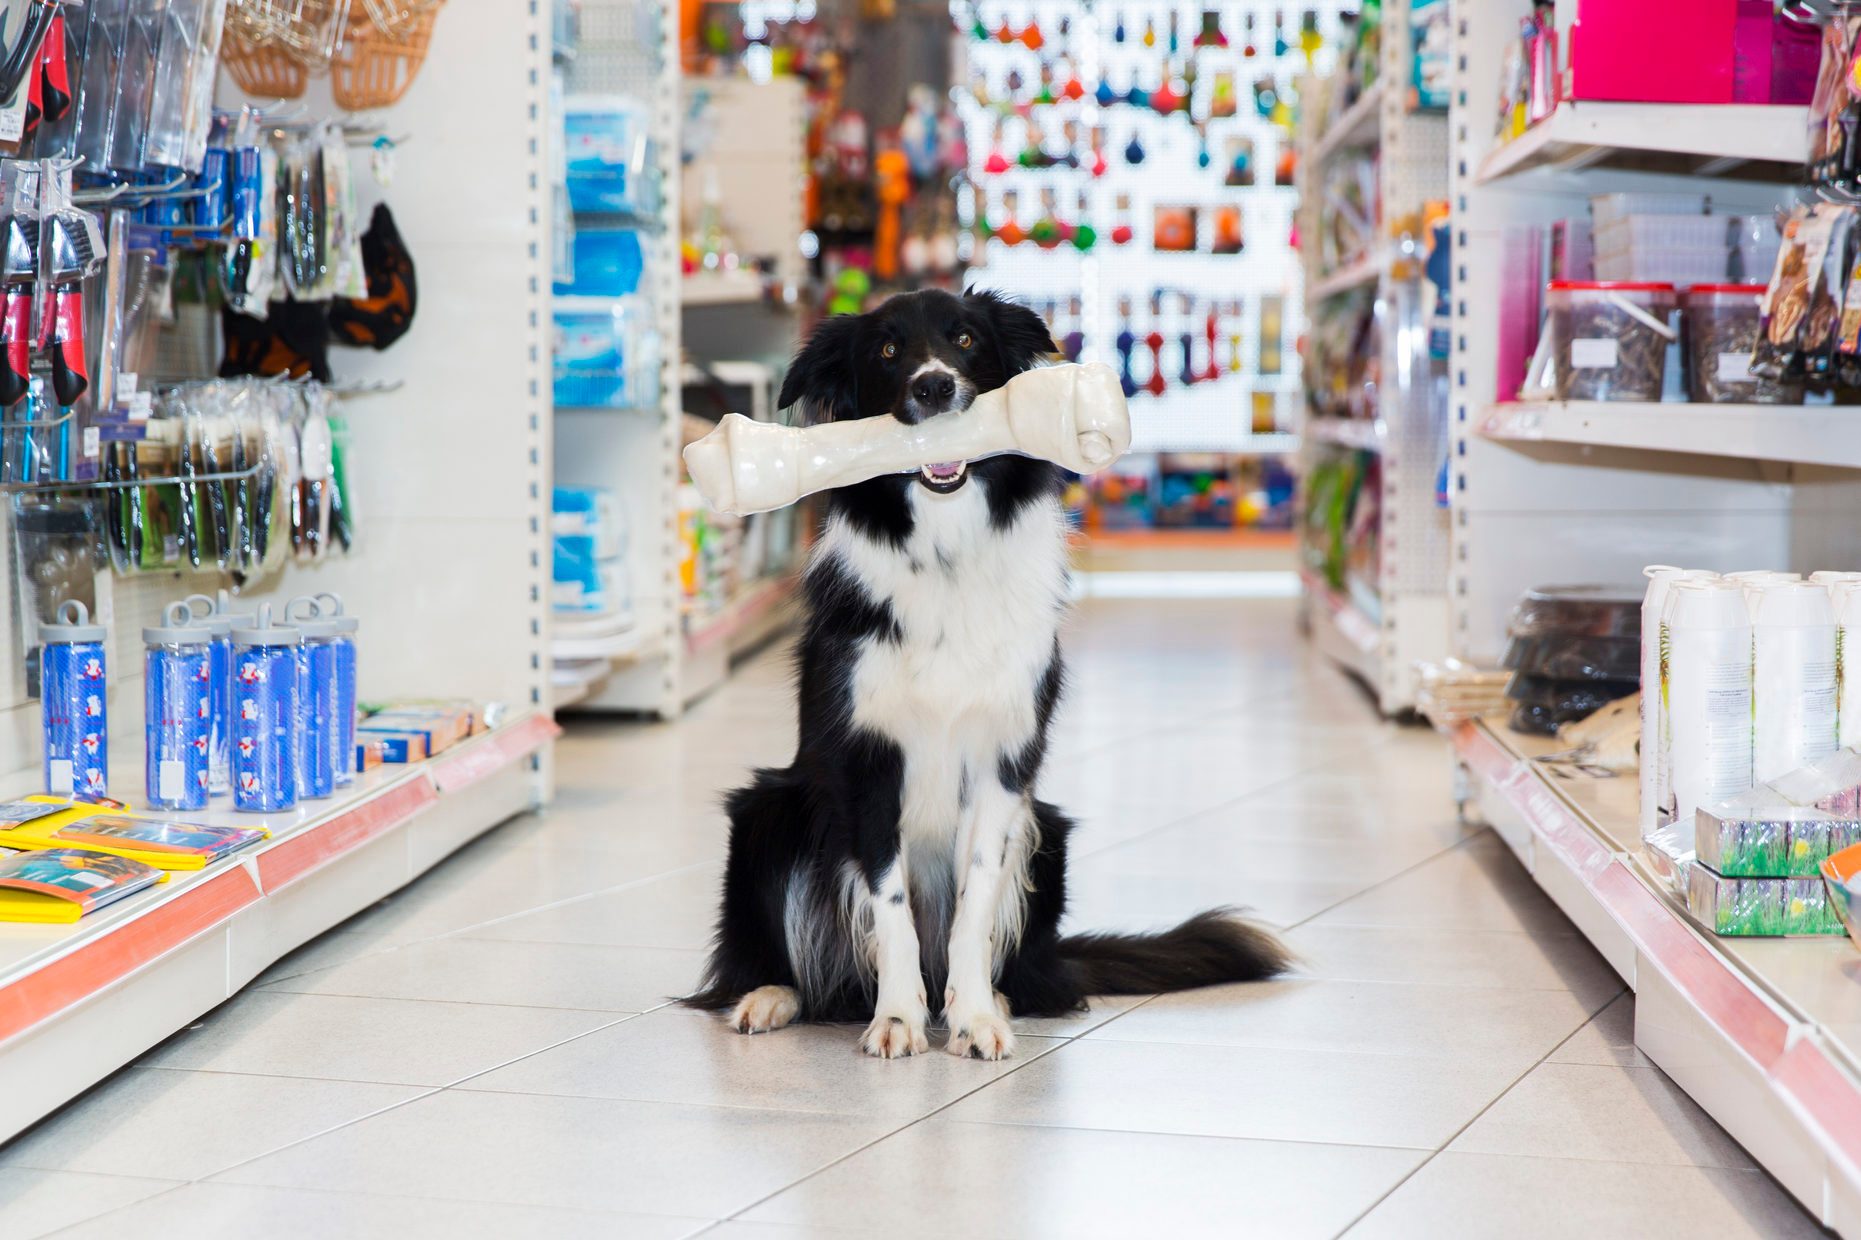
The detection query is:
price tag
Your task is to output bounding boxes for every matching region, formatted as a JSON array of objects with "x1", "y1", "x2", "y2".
[
  {"x1": 1716, "y1": 352, "x2": 1752, "y2": 382},
  {"x1": 1570, "y1": 338, "x2": 1618, "y2": 369}
]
